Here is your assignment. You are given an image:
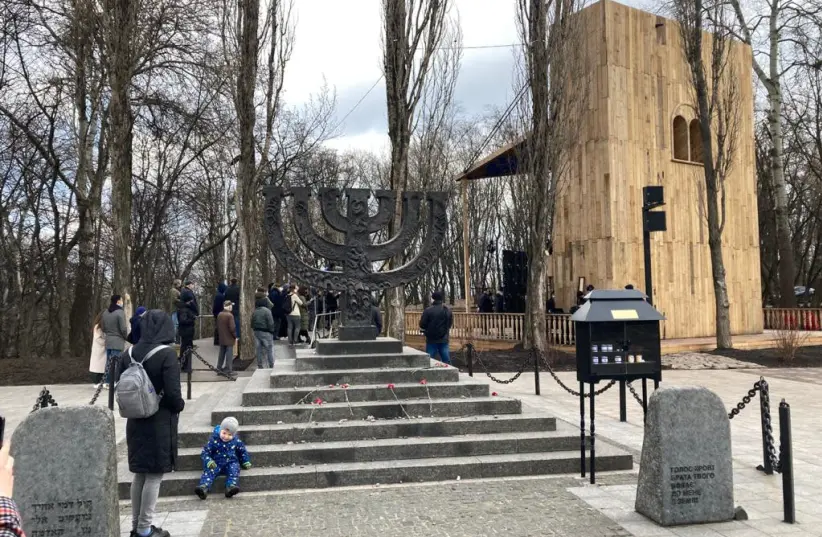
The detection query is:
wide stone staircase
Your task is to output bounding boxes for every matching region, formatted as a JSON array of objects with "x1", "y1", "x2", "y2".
[{"x1": 117, "y1": 340, "x2": 633, "y2": 498}]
